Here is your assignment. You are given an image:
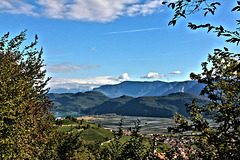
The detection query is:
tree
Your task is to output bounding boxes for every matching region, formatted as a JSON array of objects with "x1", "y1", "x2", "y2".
[
  {"x1": 45, "y1": 131, "x2": 96, "y2": 160},
  {"x1": 163, "y1": 0, "x2": 240, "y2": 45},
  {"x1": 0, "y1": 30, "x2": 55, "y2": 159},
  {"x1": 163, "y1": 0, "x2": 240, "y2": 159},
  {"x1": 169, "y1": 49, "x2": 240, "y2": 159},
  {"x1": 106, "y1": 119, "x2": 160, "y2": 160}
]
